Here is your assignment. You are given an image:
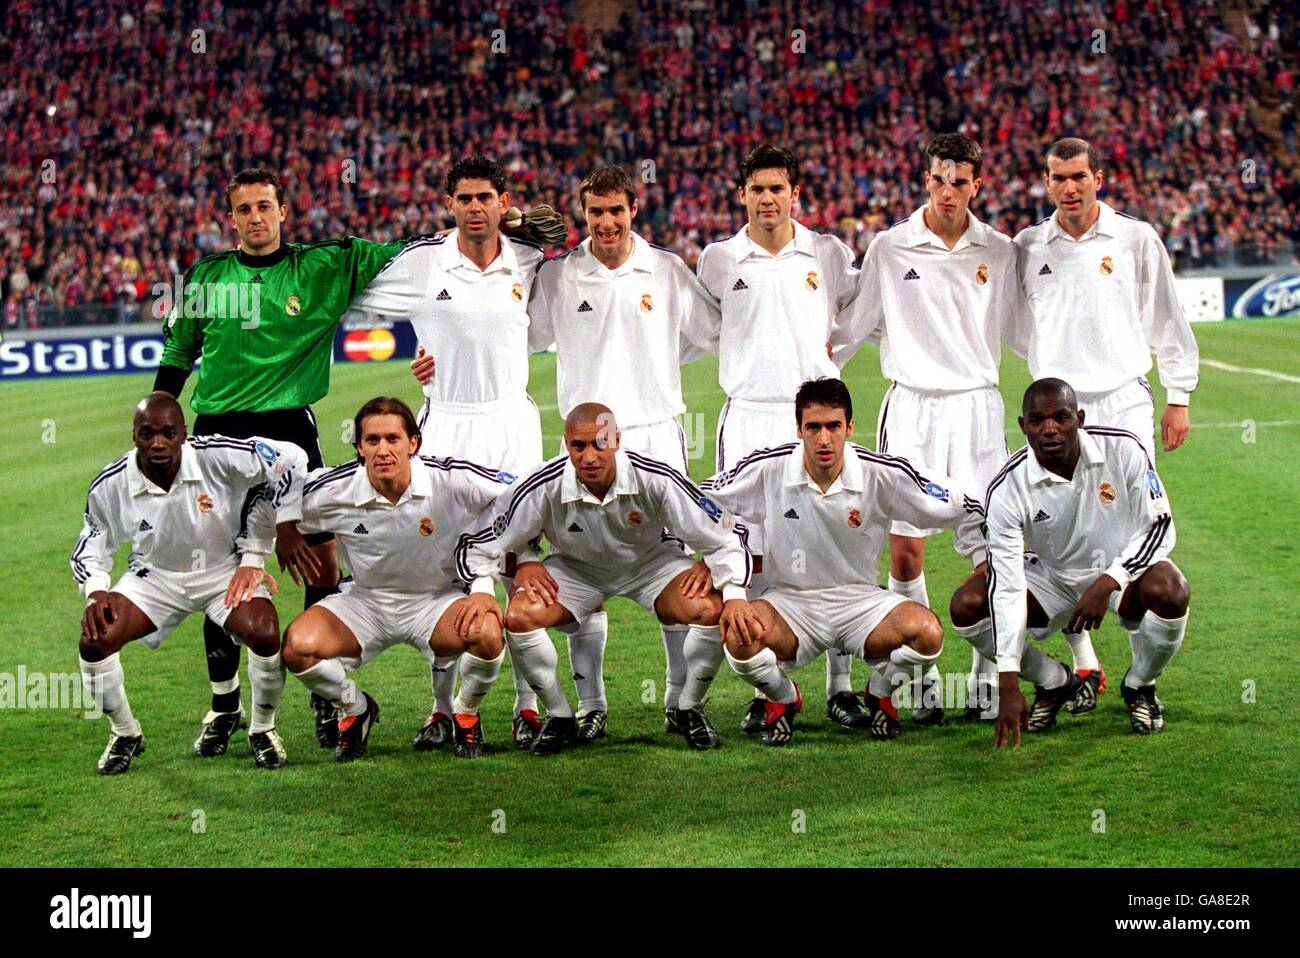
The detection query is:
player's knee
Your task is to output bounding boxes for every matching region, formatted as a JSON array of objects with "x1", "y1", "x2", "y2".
[
  {"x1": 891, "y1": 550, "x2": 925, "y2": 582},
  {"x1": 468, "y1": 618, "x2": 504, "y2": 658},
  {"x1": 1141, "y1": 563, "x2": 1190, "y2": 617},
  {"x1": 504, "y1": 600, "x2": 544, "y2": 634},
  {"x1": 909, "y1": 611, "x2": 944, "y2": 657},
  {"x1": 949, "y1": 581, "x2": 988, "y2": 627},
  {"x1": 685, "y1": 593, "x2": 723, "y2": 627},
  {"x1": 240, "y1": 609, "x2": 281, "y2": 657},
  {"x1": 281, "y1": 622, "x2": 315, "y2": 672}
]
